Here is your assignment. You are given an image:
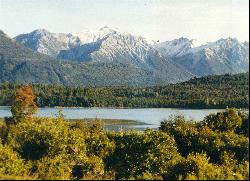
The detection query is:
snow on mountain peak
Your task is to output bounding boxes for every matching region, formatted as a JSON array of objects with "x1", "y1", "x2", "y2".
[
  {"x1": 73, "y1": 26, "x2": 152, "y2": 46},
  {"x1": 154, "y1": 37, "x2": 194, "y2": 58},
  {"x1": 155, "y1": 37, "x2": 248, "y2": 59},
  {"x1": 190, "y1": 39, "x2": 203, "y2": 48},
  {"x1": 73, "y1": 26, "x2": 117, "y2": 44},
  {"x1": 31, "y1": 29, "x2": 51, "y2": 36},
  {"x1": 214, "y1": 37, "x2": 242, "y2": 48}
]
